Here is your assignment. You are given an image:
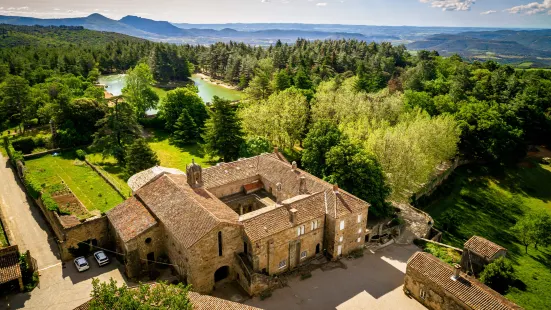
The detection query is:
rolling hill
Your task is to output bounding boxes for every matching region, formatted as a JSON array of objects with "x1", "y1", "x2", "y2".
[{"x1": 0, "y1": 24, "x2": 145, "y2": 48}]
